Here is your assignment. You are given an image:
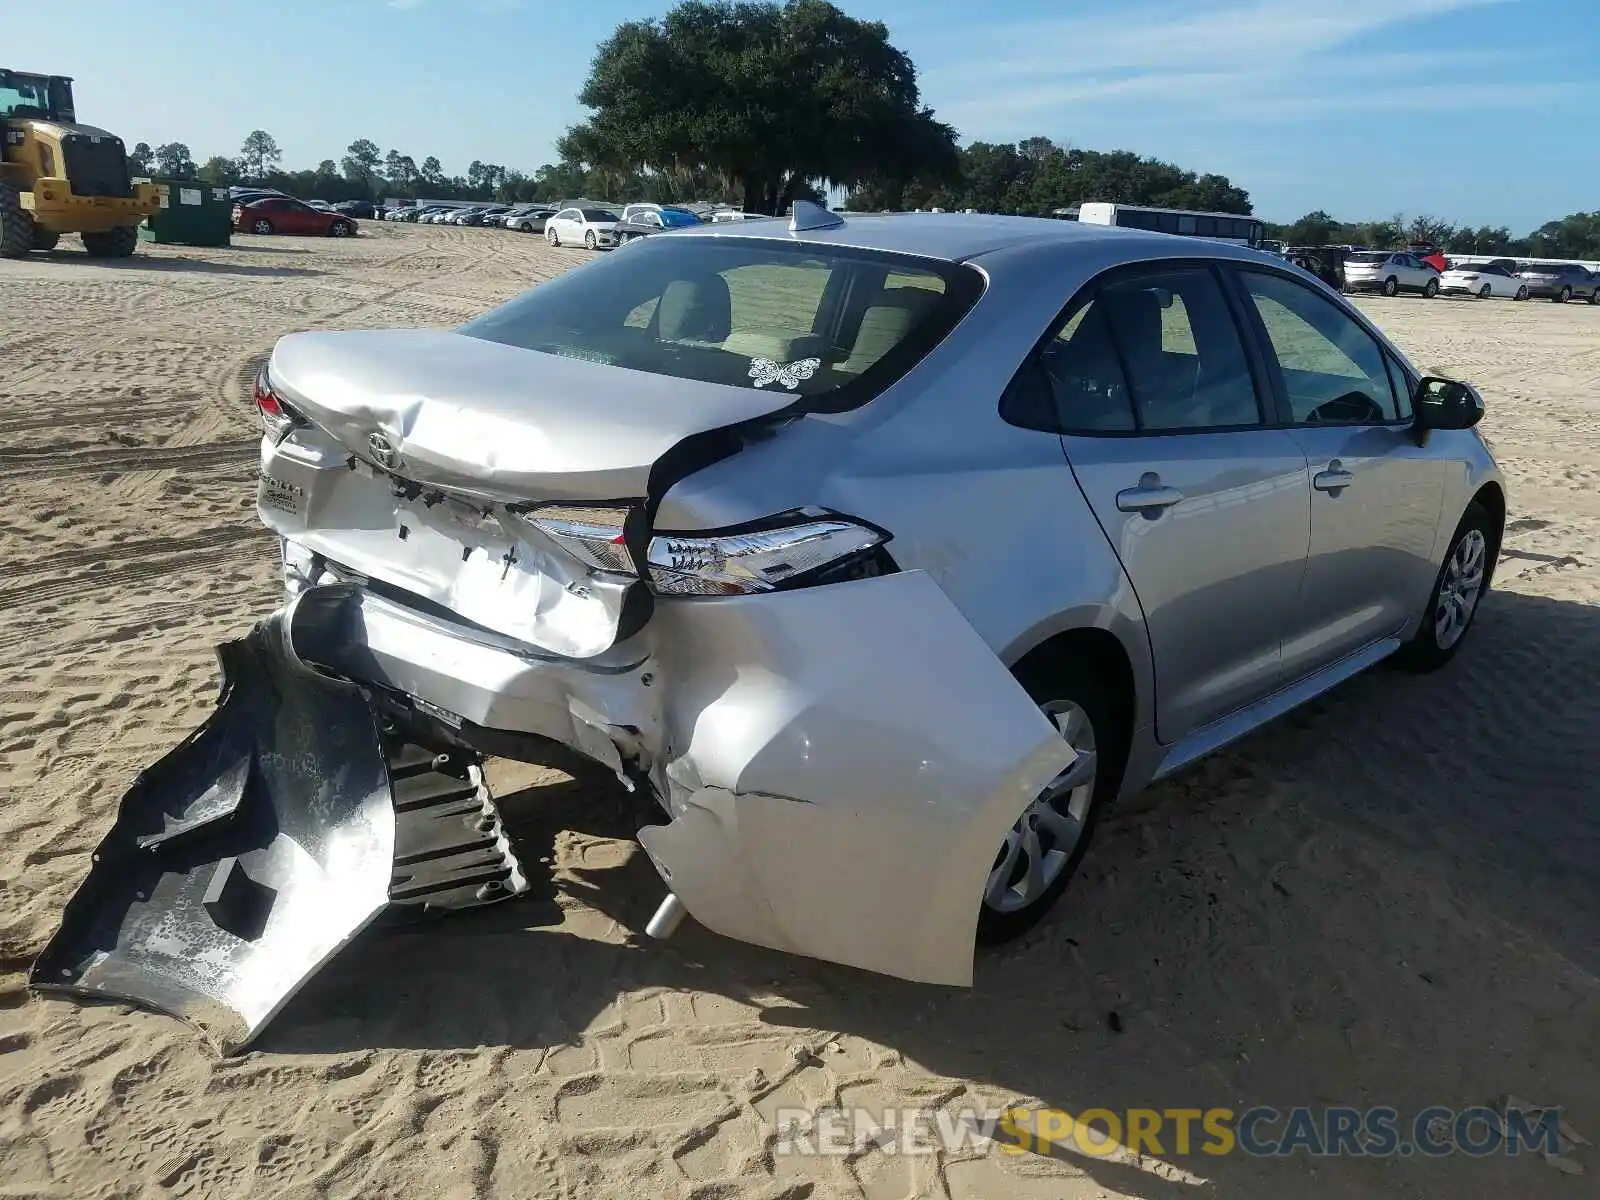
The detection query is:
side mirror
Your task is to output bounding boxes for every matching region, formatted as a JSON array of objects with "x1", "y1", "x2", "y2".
[
  {"x1": 1151, "y1": 287, "x2": 1175, "y2": 309},
  {"x1": 1412, "y1": 376, "x2": 1484, "y2": 438}
]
